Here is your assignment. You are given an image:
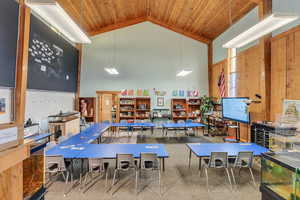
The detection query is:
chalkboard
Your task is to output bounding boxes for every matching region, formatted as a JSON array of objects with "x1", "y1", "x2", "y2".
[
  {"x1": 27, "y1": 15, "x2": 78, "y2": 92},
  {"x1": 0, "y1": 0, "x2": 19, "y2": 87}
]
